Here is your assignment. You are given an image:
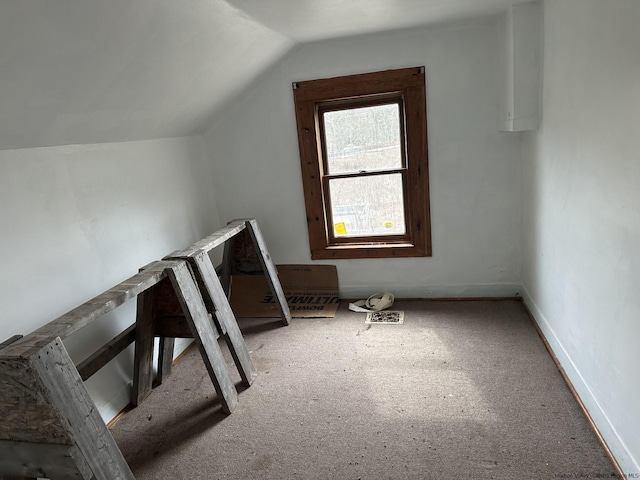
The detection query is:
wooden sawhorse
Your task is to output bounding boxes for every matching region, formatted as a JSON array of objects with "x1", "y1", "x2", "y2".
[
  {"x1": 0, "y1": 219, "x2": 290, "y2": 479},
  {"x1": 0, "y1": 259, "x2": 240, "y2": 479},
  {"x1": 138, "y1": 218, "x2": 292, "y2": 396}
]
